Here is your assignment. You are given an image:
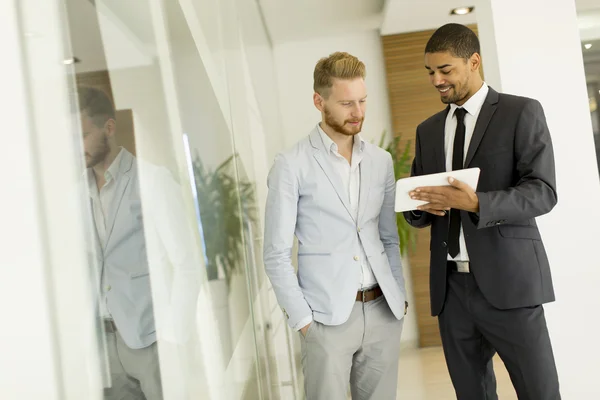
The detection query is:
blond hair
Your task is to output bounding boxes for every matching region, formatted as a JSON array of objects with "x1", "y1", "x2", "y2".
[{"x1": 313, "y1": 52, "x2": 366, "y2": 98}]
